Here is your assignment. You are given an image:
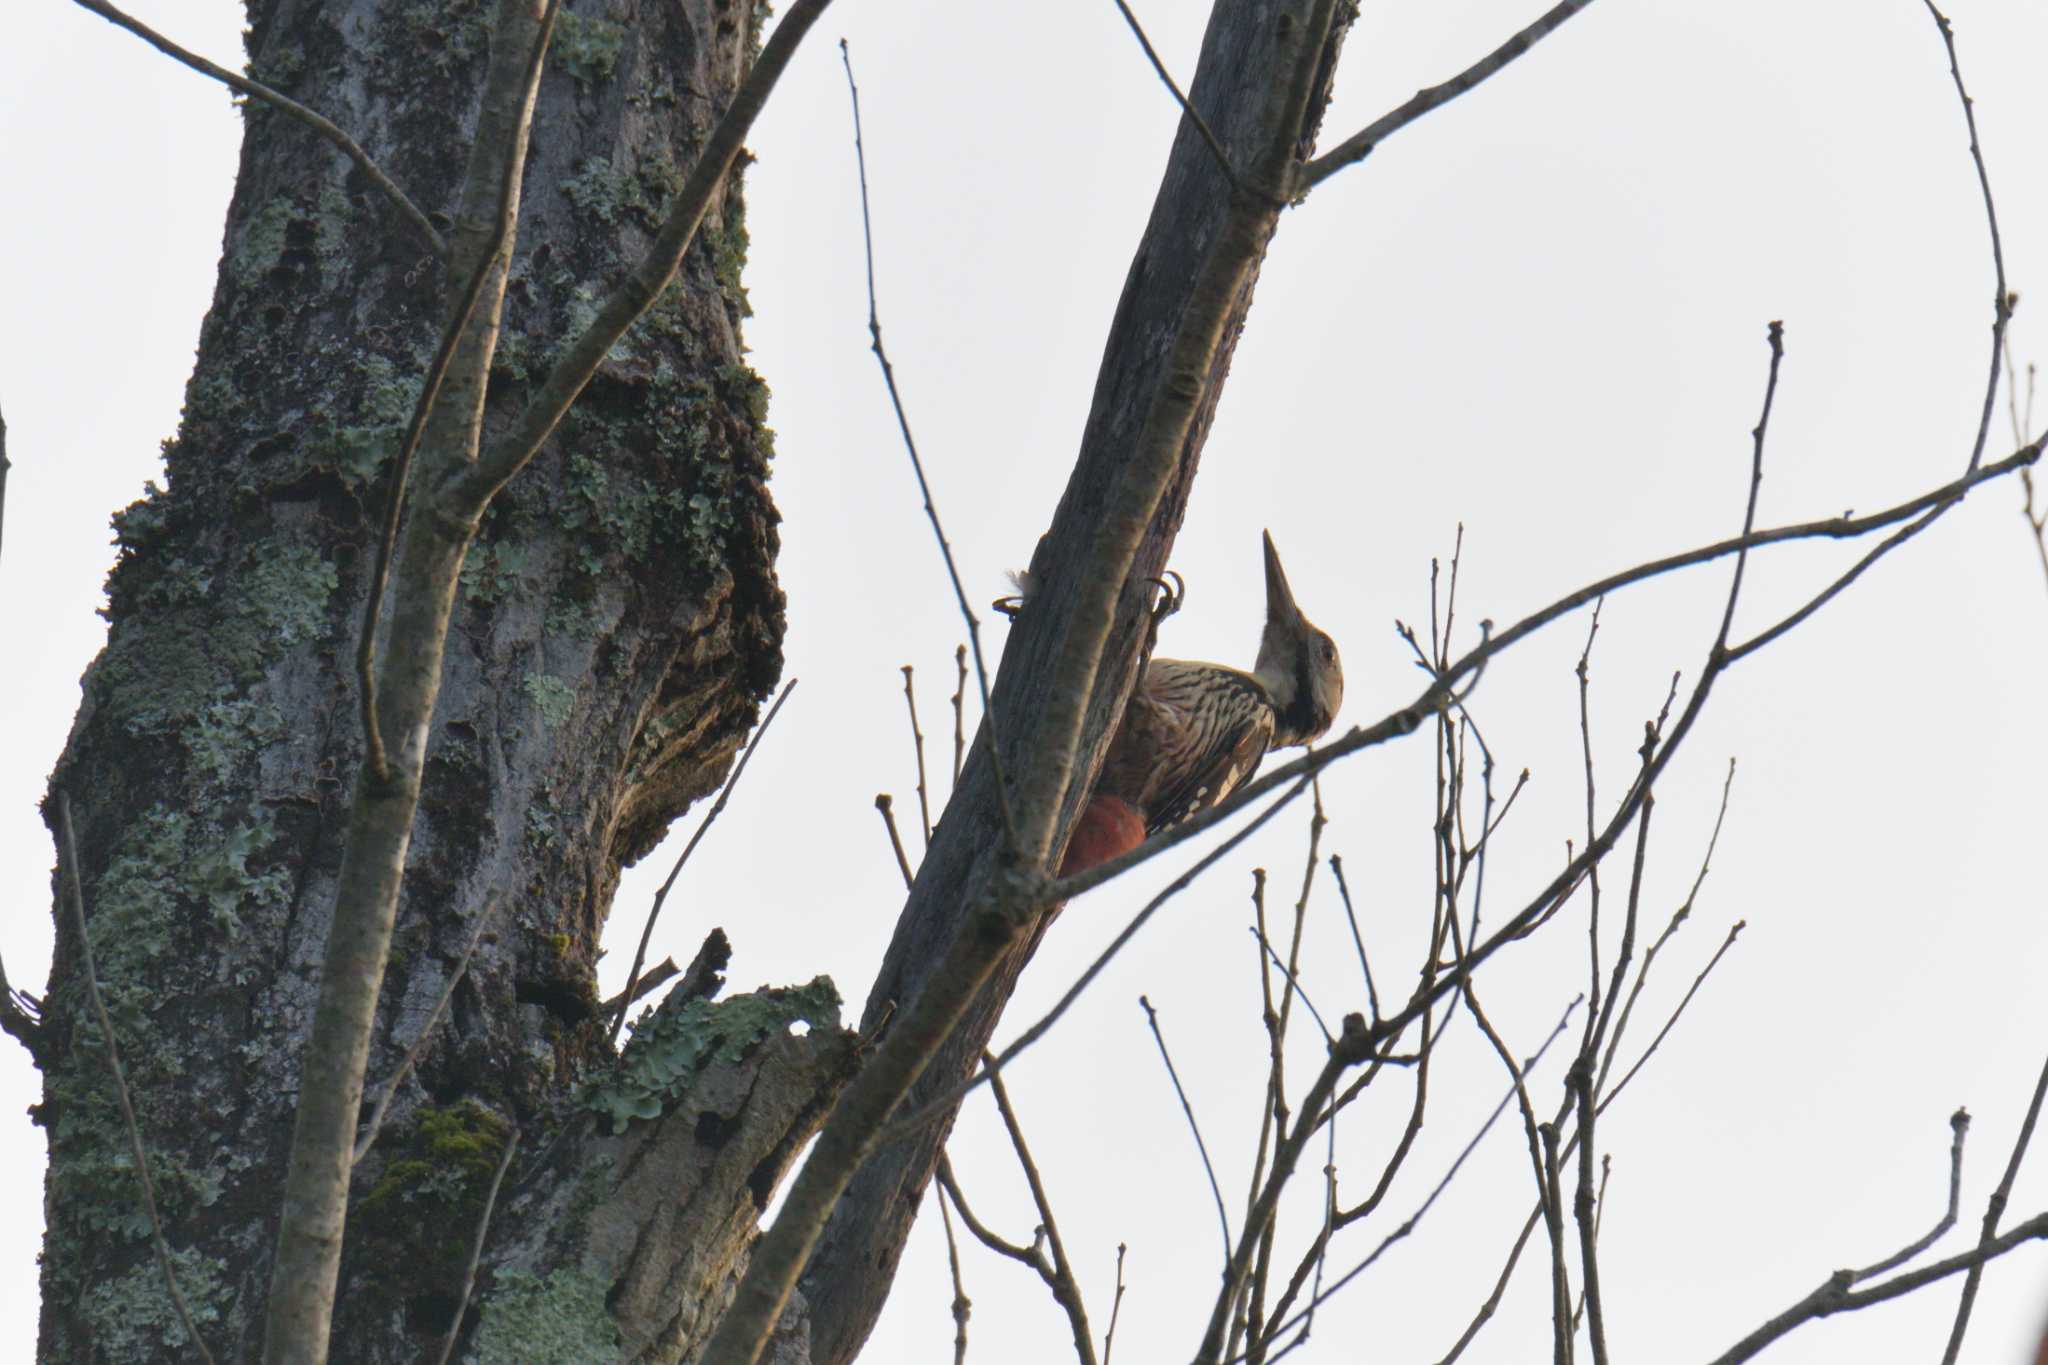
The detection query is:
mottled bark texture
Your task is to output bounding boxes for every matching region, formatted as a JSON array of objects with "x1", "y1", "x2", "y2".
[
  {"x1": 798, "y1": 4, "x2": 1357, "y2": 1361},
  {"x1": 33, "y1": 0, "x2": 834, "y2": 1360}
]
